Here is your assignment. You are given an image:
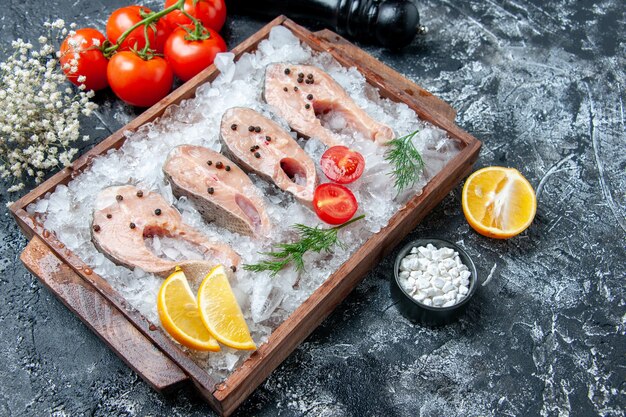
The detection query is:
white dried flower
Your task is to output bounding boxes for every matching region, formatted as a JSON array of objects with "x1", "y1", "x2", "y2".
[
  {"x1": 51, "y1": 19, "x2": 65, "y2": 29},
  {"x1": 0, "y1": 19, "x2": 97, "y2": 196}
]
